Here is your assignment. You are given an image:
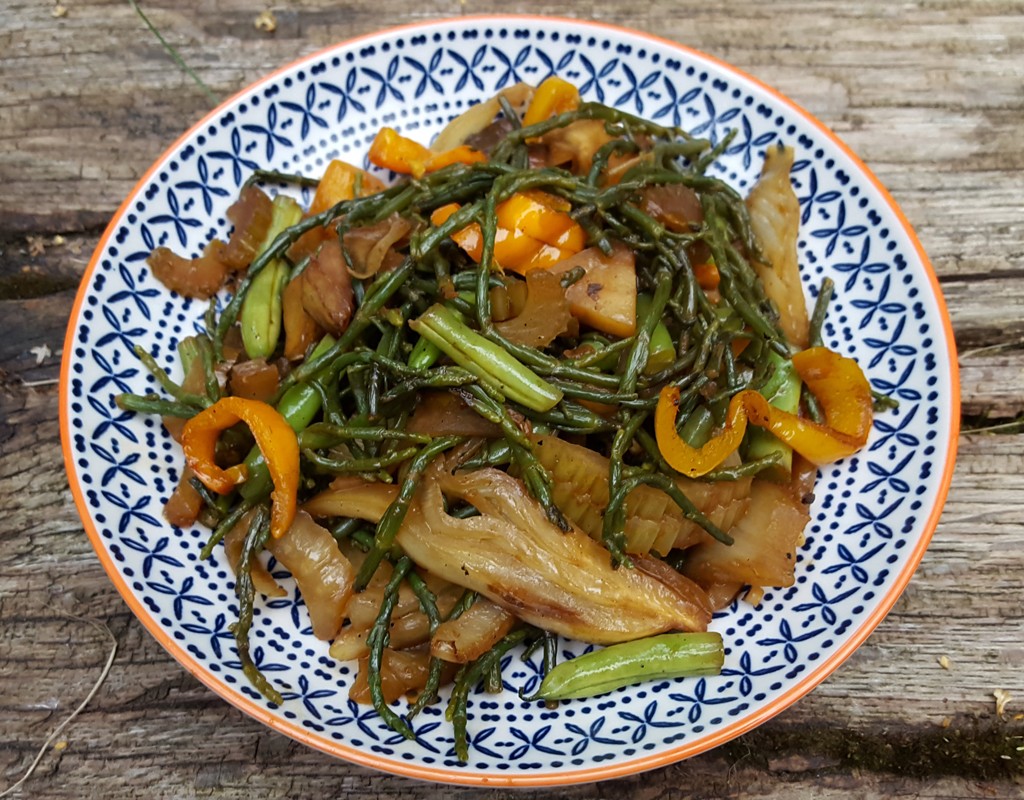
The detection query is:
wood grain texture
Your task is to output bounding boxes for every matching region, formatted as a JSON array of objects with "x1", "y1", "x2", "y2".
[{"x1": 1, "y1": 0, "x2": 1023, "y2": 798}]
